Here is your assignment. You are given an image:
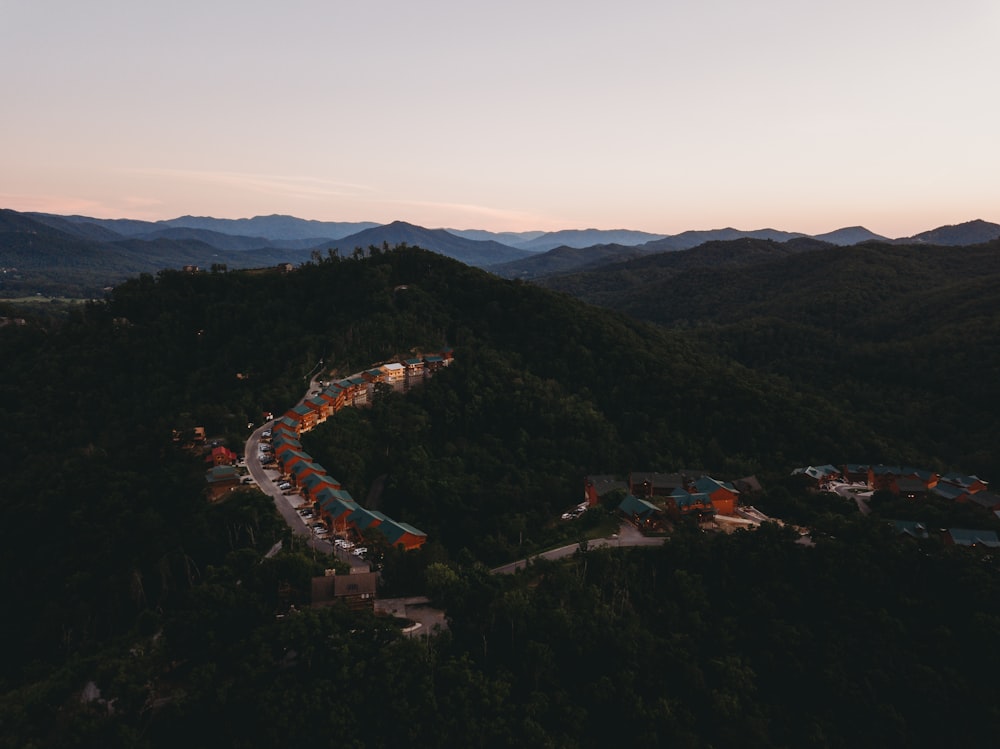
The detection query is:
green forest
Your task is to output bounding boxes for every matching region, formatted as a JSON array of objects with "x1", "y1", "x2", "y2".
[{"x1": 2, "y1": 243, "x2": 1000, "y2": 746}]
